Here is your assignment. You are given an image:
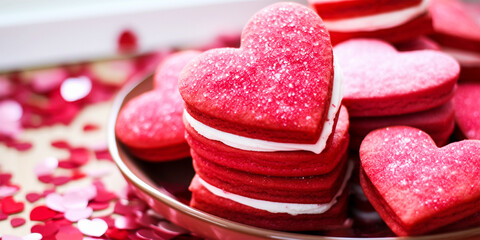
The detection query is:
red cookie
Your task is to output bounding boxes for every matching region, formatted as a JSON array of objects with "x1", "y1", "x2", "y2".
[
  {"x1": 429, "y1": 0, "x2": 480, "y2": 82},
  {"x1": 179, "y1": 2, "x2": 335, "y2": 144},
  {"x1": 310, "y1": 0, "x2": 423, "y2": 19},
  {"x1": 360, "y1": 126, "x2": 480, "y2": 236},
  {"x1": 452, "y1": 83, "x2": 480, "y2": 140},
  {"x1": 349, "y1": 101, "x2": 455, "y2": 149},
  {"x1": 429, "y1": 0, "x2": 480, "y2": 53},
  {"x1": 189, "y1": 174, "x2": 350, "y2": 232},
  {"x1": 184, "y1": 106, "x2": 349, "y2": 177},
  {"x1": 309, "y1": 0, "x2": 433, "y2": 45},
  {"x1": 115, "y1": 51, "x2": 200, "y2": 161},
  {"x1": 192, "y1": 149, "x2": 349, "y2": 204},
  {"x1": 154, "y1": 51, "x2": 201, "y2": 91},
  {"x1": 334, "y1": 39, "x2": 459, "y2": 117}
]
